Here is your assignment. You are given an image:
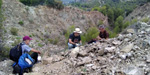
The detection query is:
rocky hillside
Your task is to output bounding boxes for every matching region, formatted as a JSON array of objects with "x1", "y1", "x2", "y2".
[
  {"x1": 2, "y1": 0, "x2": 150, "y2": 75},
  {"x1": 125, "y1": 2, "x2": 150, "y2": 22},
  {"x1": 2, "y1": 0, "x2": 108, "y2": 46},
  {"x1": 1, "y1": 21, "x2": 150, "y2": 75}
]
